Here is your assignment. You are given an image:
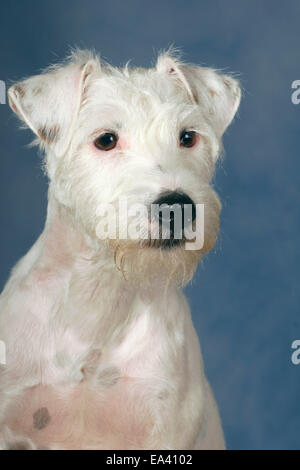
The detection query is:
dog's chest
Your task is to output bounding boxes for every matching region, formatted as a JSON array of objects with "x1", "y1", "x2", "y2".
[
  {"x1": 5, "y1": 309, "x2": 174, "y2": 449},
  {"x1": 5, "y1": 376, "x2": 157, "y2": 449}
]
